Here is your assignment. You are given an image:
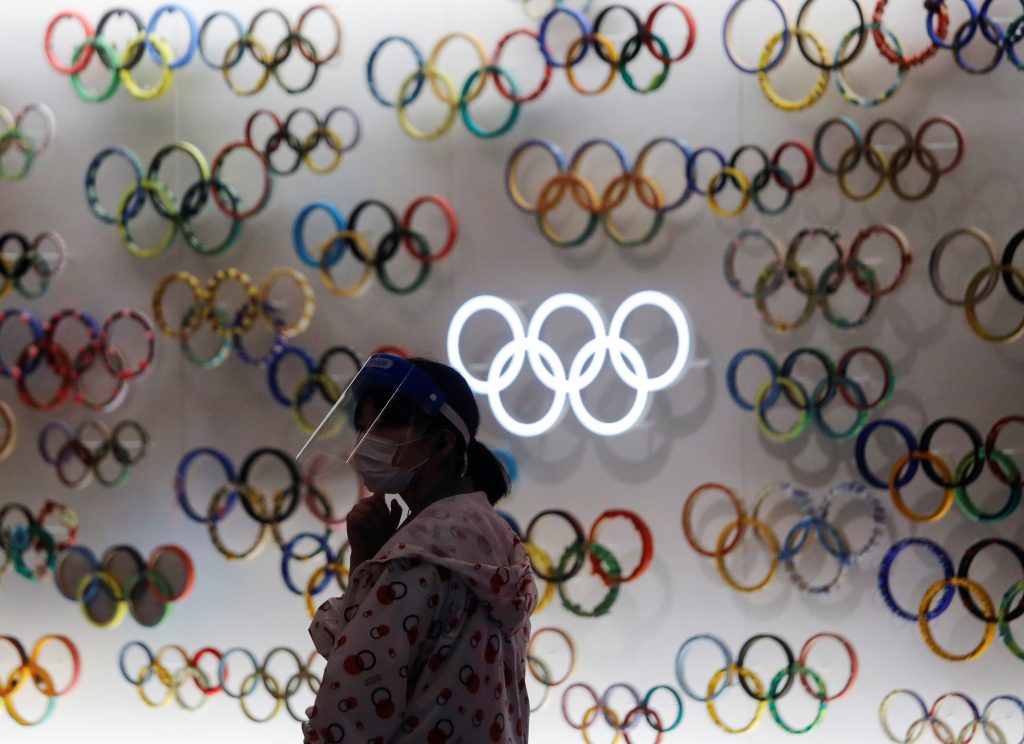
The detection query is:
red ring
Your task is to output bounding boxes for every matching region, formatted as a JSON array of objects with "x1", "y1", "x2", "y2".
[
  {"x1": 210, "y1": 141, "x2": 271, "y2": 220},
  {"x1": 45, "y1": 12, "x2": 96, "y2": 75},
  {"x1": 100, "y1": 309, "x2": 156, "y2": 381},
  {"x1": 147, "y1": 544, "x2": 196, "y2": 602},
  {"x1": 244, "y1": 109, "x2": 285, "y2": 153},
  {"x1": 914, "y1": 116, "x2": 965, "y2": 176},
  {"x1": 771, "y1": 140, "x2": 815, "y2": 192},
  {"x1": 491, "y1": 29, "x2": 553, "y2": 103},
  {"x1": 798, "y1": 633, "x2": 857, "y2": 702},
  {"x1": 587, "y1": 509, "x2": 654, "y2": 586},
  {"x1": 190, "y1": 647, "x2": 226, "y2": 695},
  {"x1": 644, "y1": 2, "x2": 697, "y2": 63},
  {"x1": 401, "y1": 195, "x2": 458, "y2": 265},
  {"x1": 985, "y1": 416, "x2": 1024, "y2": 486},
  {"x1": 16, "y1": 339, "x2": 73, "y2": 410},
  {"x1": 836, "y1": 346, "x2": 892, "y2": 411},
  {"x1": 561, "y1": 682, "x2": 602, "y2": 730}
]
